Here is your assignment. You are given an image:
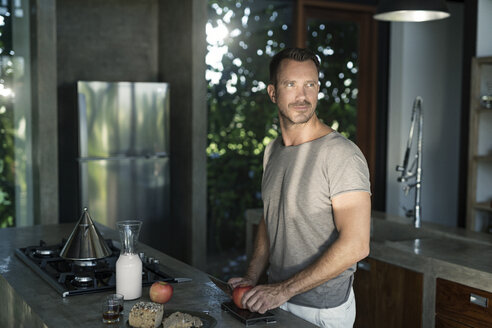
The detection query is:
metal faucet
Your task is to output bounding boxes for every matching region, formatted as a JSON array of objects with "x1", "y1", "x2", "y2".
[{"x1": 396, "y1": 96, "x2": 423, "y2": 228}]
